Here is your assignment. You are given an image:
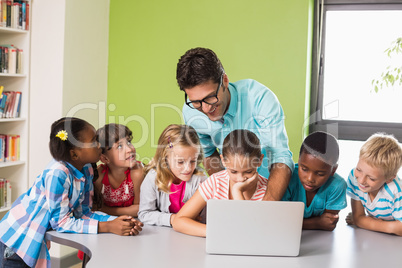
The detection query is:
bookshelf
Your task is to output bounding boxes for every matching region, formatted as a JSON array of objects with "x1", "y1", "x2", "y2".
[{"x1": 0, "y1": 0, "x2": 30, "y2": 215}]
